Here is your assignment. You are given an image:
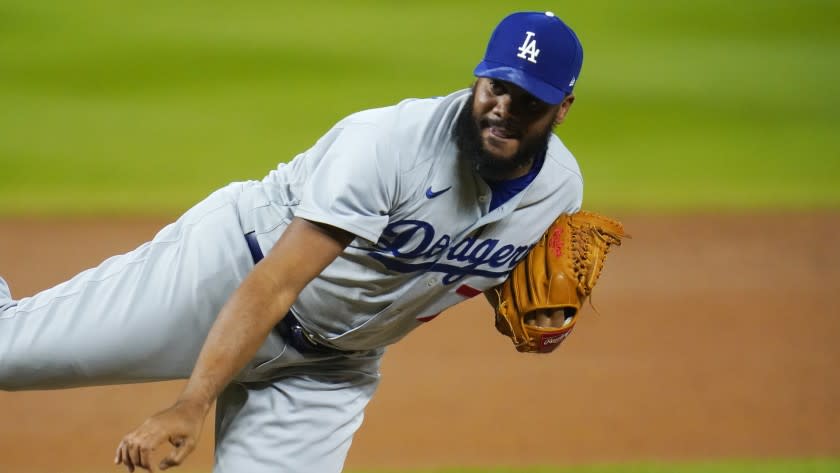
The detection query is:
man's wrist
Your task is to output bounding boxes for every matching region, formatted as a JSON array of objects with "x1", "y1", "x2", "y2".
[{"x1": 176, "y1": 392, "x2": 214, "y2": 414}]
